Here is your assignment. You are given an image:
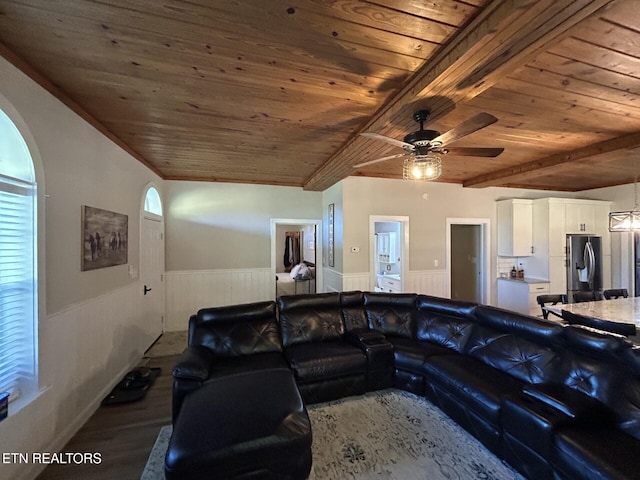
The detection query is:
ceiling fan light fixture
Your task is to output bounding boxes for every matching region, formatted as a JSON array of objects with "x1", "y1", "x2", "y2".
[{"x1": 403, "y1": 154, "x2": 441, "y2": 181}]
